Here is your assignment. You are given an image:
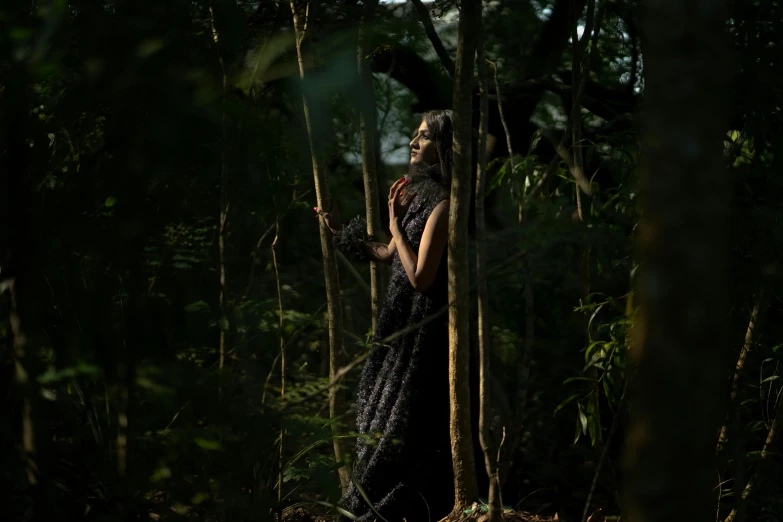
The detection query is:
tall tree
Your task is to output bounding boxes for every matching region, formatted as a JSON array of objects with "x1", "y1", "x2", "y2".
[
  {"x1": 289, "y1": 0, "x2": 349, "y2": 493},
  {"x1": 357, "y1": 0, "x2": 384, "y2": 332},
  {"x1": 448, "y1": 0, "x2": 480, "y2": 513},
  {"x1": 622, "y1": 0, "x2": 732, "y2": 521},
  {"x1": 474, "y1": 3, "x2": 502, "y2": 520}
]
